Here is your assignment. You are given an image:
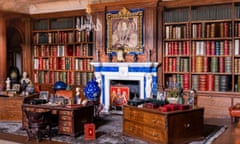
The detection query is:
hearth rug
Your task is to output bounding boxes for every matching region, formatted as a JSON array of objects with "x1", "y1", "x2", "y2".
[{"x1": 0, "y1": 114, "x2": 227, "y2": 144}]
